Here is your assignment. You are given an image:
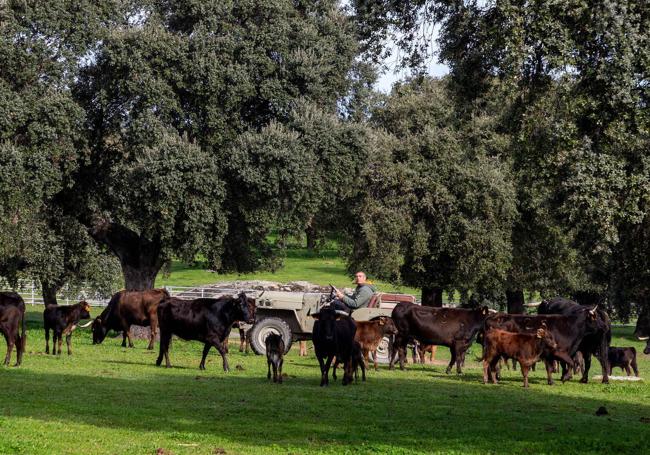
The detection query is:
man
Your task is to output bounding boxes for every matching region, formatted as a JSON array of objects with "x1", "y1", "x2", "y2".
[{"x1": 334, "y1": 272, "x2": 377, "y2": 312}]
